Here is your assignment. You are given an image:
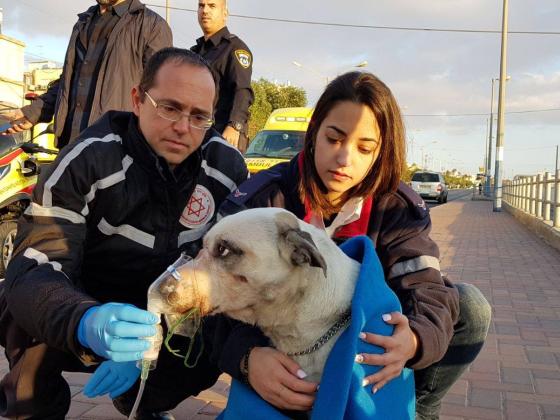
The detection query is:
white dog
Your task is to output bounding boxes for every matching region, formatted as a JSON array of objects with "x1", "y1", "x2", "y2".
[{"x1": 153, "y1": 207, "x2": 361, "y2": 381}]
